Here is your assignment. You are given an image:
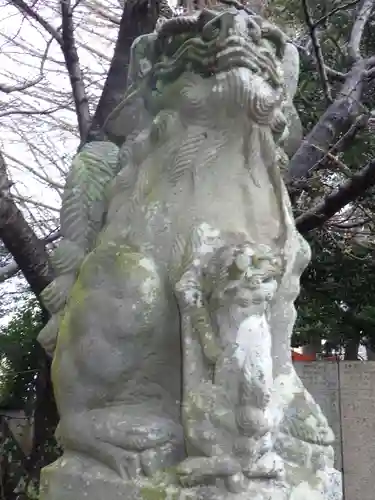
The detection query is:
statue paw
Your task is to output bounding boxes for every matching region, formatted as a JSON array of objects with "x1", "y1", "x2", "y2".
[
  {"x1": 243, "y1": 452, "x2": 285, "y2": 480},
  {"x1": 224, "y1": 472, "x2": 249, "y2": 493},
  {"x1": 99, "y1": 442, "x2": 184, "y2": 480},
  {"x1": 103, "y1": 446, "x2": 141, "y2": 480},
  {"x1": 140, "y1": 442, "x2": 184, "y2": 477},
  {"x1": 99, "y1": 437, "x2": 185, "y2": 479},
  {"x1": 176, "y1": 455, "x2": 243, "y2": 489}
]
